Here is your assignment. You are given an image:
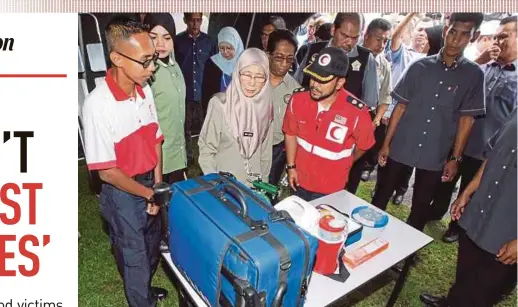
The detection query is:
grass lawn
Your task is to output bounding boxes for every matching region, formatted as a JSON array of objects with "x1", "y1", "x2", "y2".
[{"x1": 78, "y1": 150, "x2": 517, "y2": 307}]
